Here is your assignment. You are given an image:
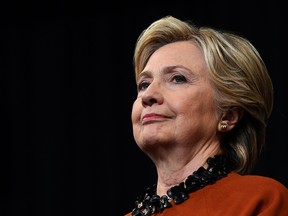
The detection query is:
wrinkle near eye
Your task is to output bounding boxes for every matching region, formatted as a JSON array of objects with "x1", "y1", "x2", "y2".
[
  {"x1": 138, "y1": 81, "x2": 150, "y2": 91},
  {"x1": 172, "y1": 75, "x2": 187, "y2": 83}
]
